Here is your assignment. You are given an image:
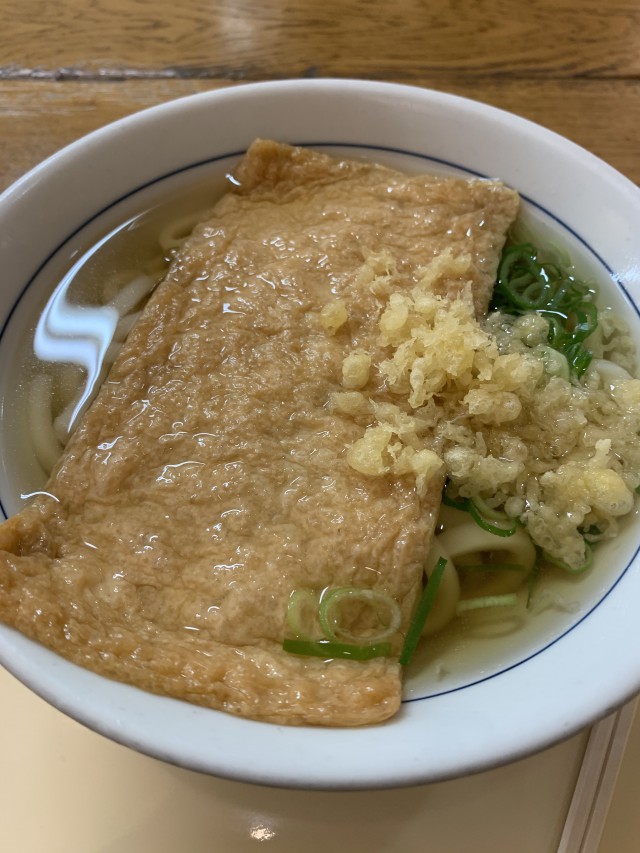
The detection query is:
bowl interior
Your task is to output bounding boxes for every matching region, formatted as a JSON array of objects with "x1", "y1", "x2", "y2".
[{"x1": 0, "y1": 80, "x2": 639, "y2": 789}]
